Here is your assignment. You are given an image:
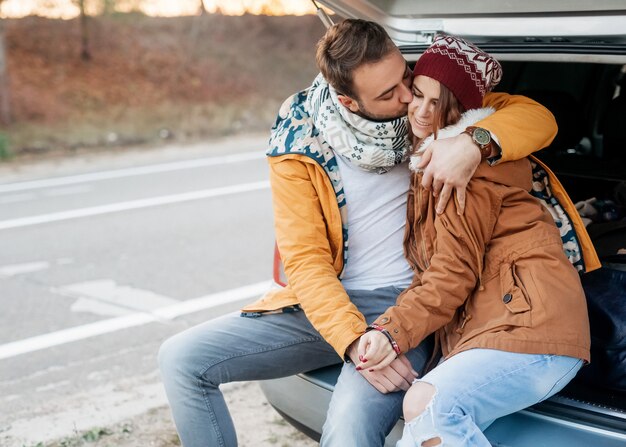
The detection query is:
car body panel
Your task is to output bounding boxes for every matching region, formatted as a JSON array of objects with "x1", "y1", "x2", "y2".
[
  {"x1": 318, "y1": 0, "x2": 626, "y2": 45},
  {"x1": 260, "y1": 365, "x2": 626, "y2": 446}
]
